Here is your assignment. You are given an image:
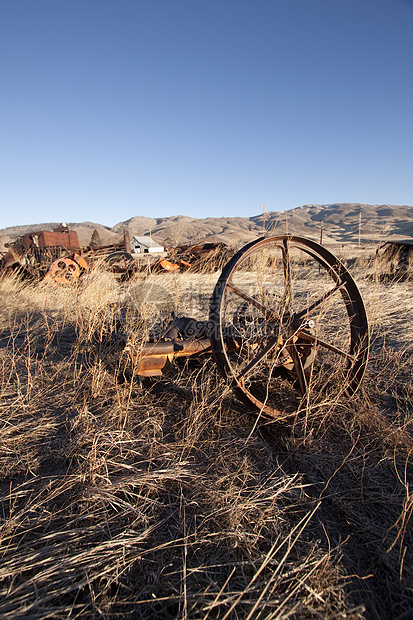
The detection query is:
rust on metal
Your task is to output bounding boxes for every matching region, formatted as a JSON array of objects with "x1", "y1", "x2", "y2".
[
  {"x1": 157, "y1": 259, "x2": 180, "y2": 272},
  {"x1": 22, "y1": 229, "x2": 81, "y2": 250},
  {"x1": 0, "y1": 225, "x2": 82, "y2": 280},
  {"x1": 130, "y1": 338, "x2": 212, "y2": 376},
  {"x1": 1, "y1": 223, "x2": 231, "y2": 281},
  {"x1": 43, "y1": 257, "x2": 81, "y2": 285},
  {"x1": 1, "y1": 229, "x2": 370, "y2": 419},
  {"x1": 0, "y1": 225, "x2": 137, "y2": 283}
]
